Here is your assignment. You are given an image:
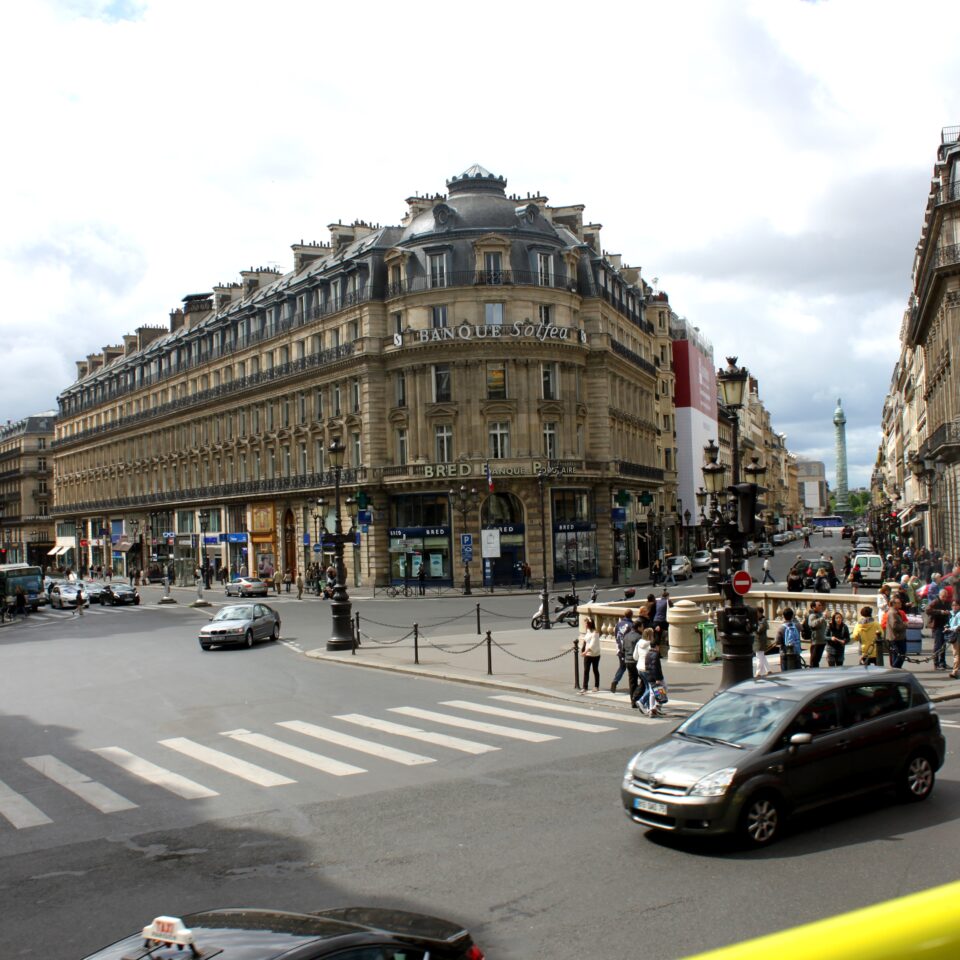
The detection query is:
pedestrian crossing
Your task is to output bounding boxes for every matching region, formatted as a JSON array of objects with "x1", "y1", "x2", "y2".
[{"x1": 0, "y1": 694, "x2": 667, "y2": 831}]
